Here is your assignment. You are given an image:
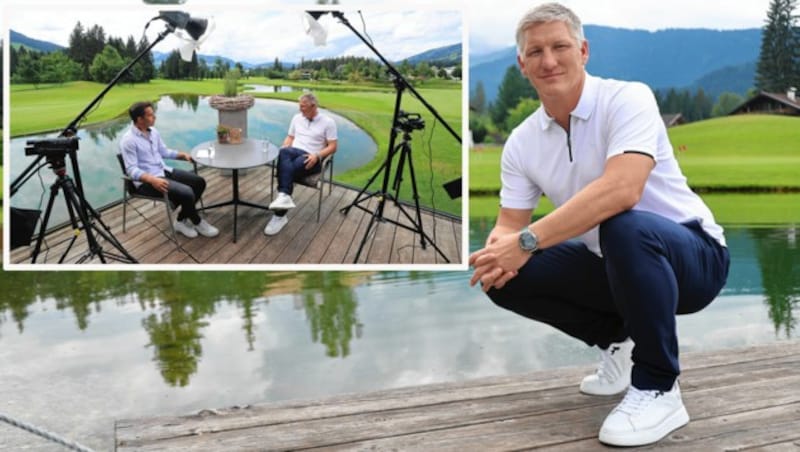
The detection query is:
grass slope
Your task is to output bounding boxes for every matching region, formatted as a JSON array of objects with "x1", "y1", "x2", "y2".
[{"x1": 469, "y1": 115, "x2": 800, "y2": 223}]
